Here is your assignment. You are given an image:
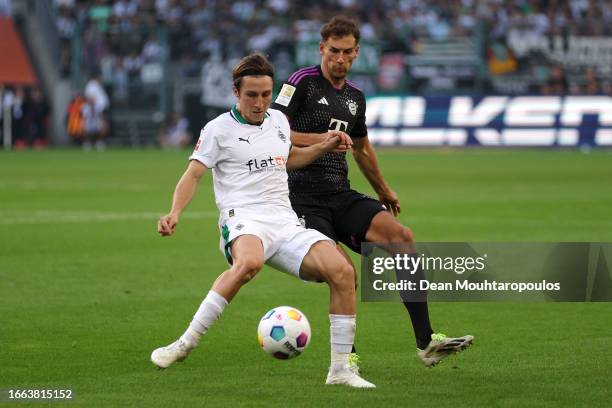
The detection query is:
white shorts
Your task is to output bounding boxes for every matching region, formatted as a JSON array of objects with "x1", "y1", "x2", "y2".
[{"x1": 218, "y1": 207, "x2": 334, "y2": 279}]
